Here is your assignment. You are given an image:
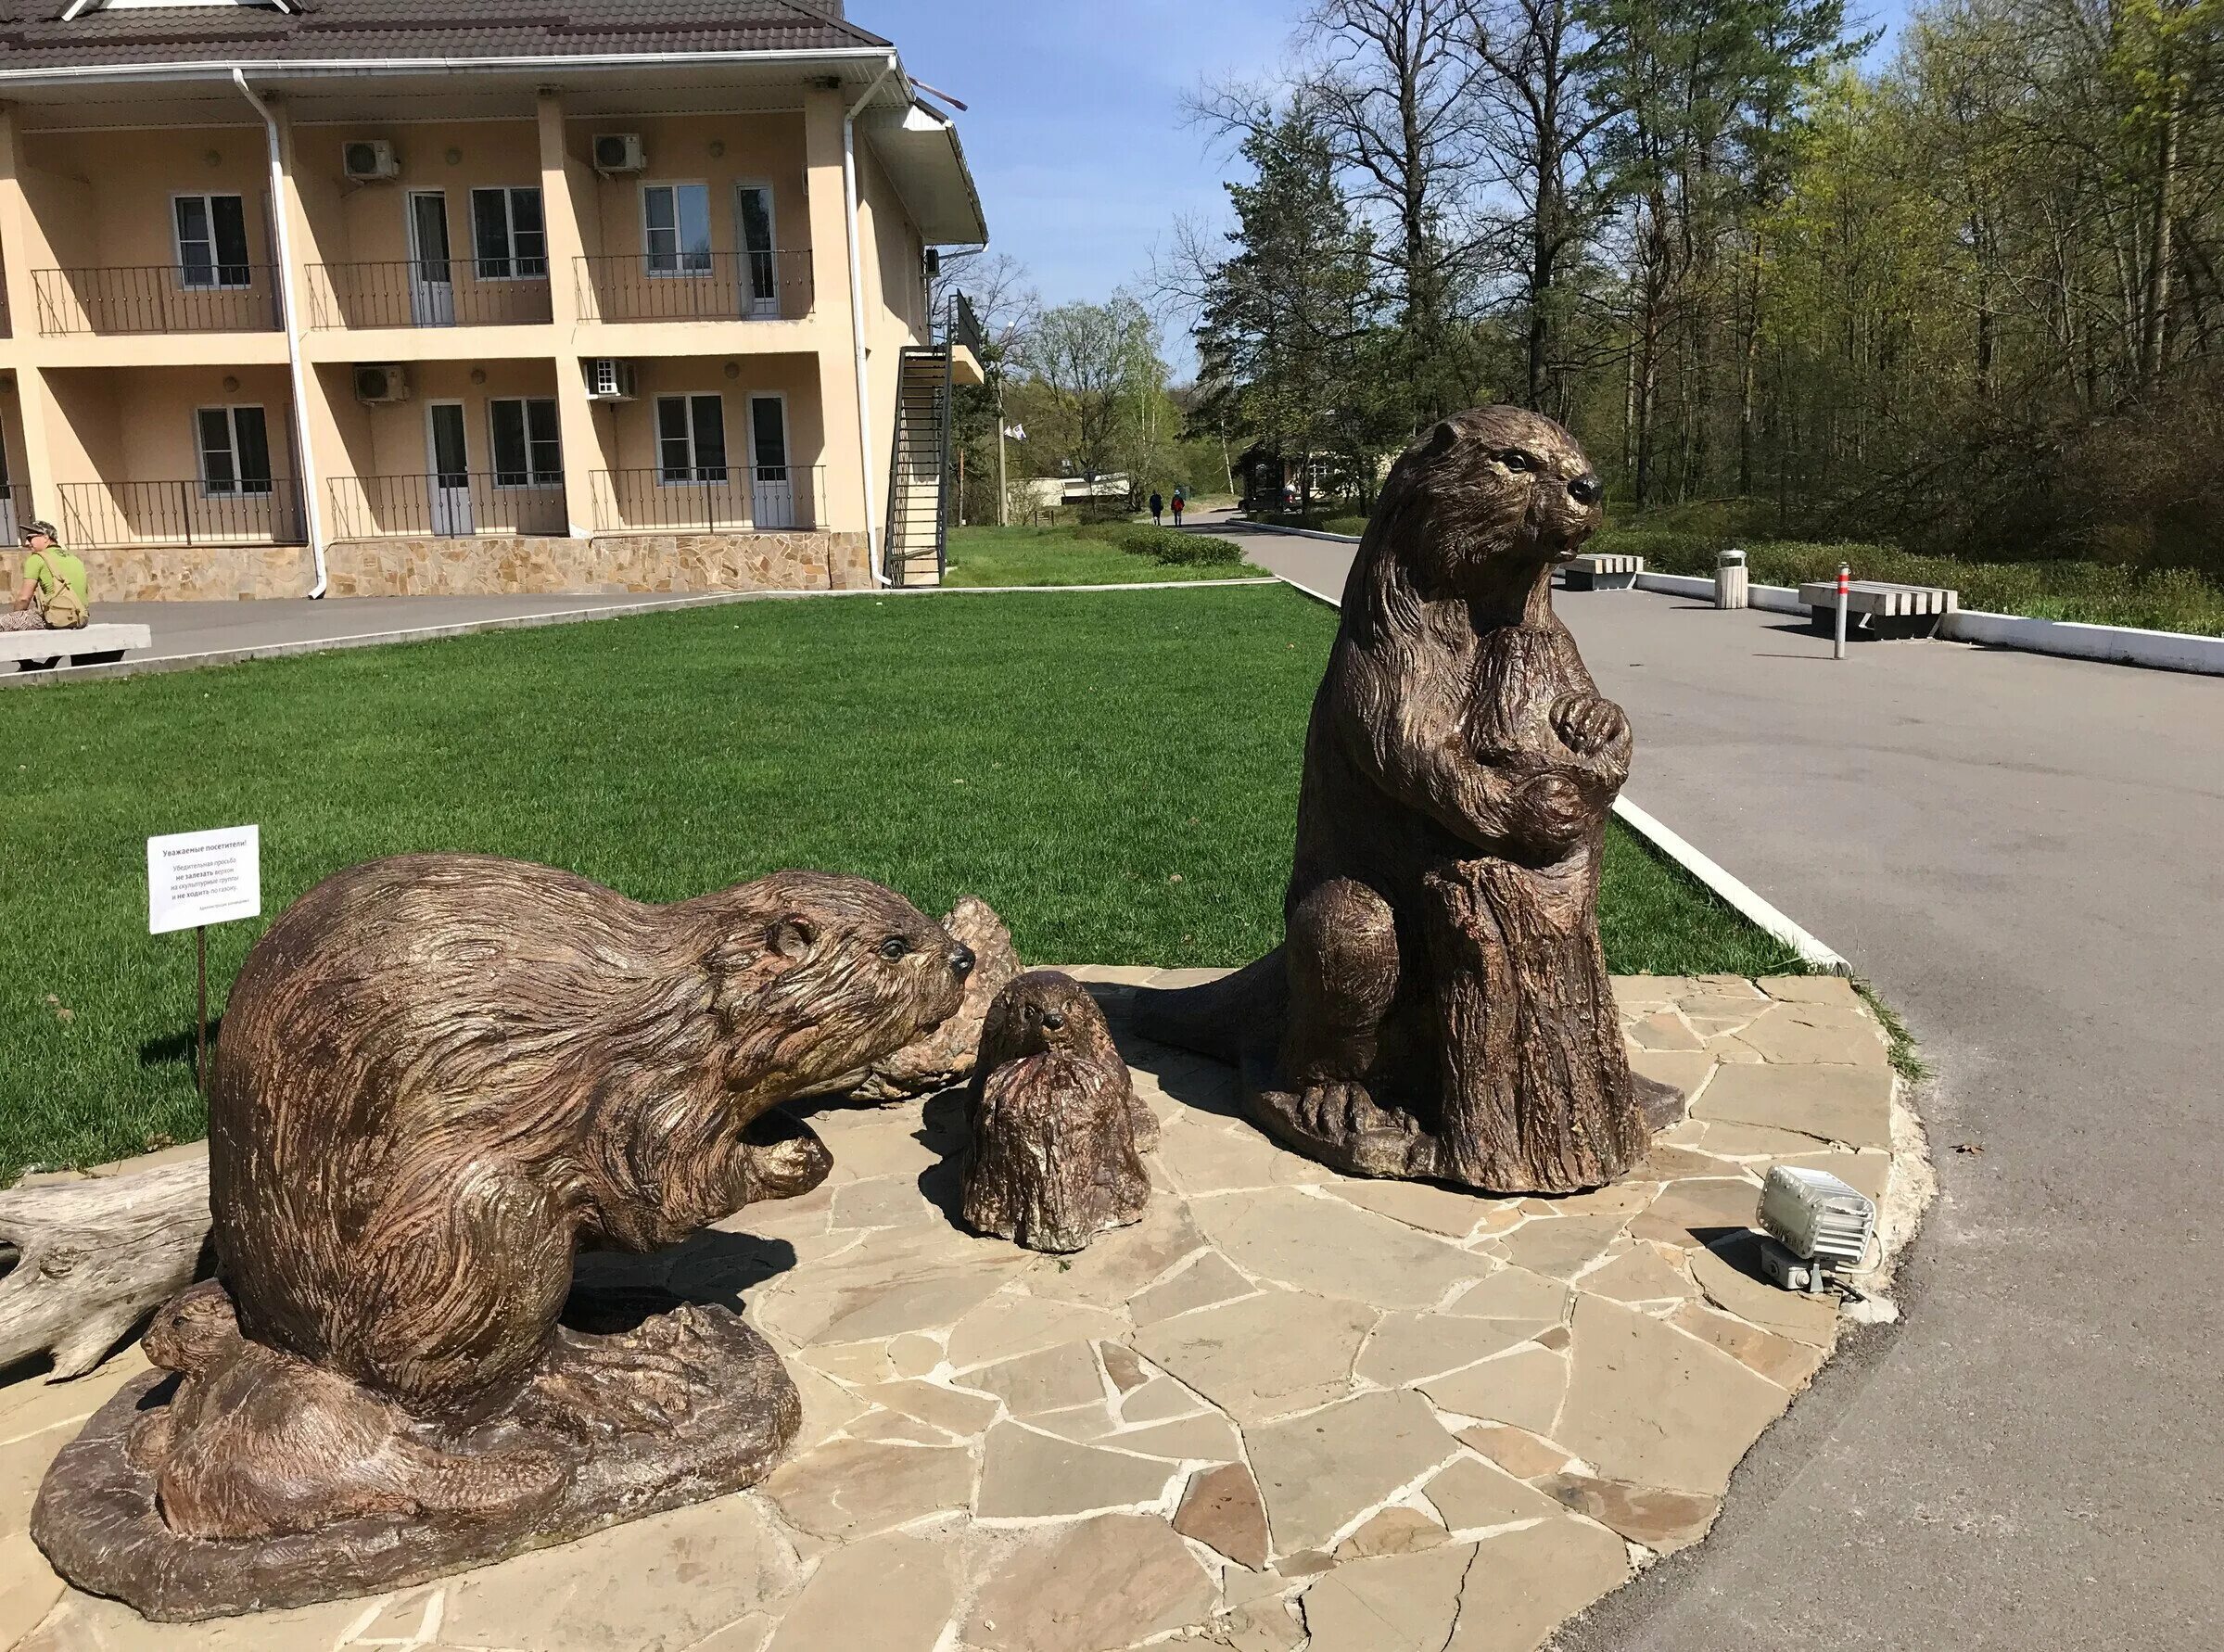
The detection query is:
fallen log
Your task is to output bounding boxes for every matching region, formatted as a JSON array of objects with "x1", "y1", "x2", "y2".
[{"x1": 0, "y1": 1155, "x2": 210, "y2": 1379}]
